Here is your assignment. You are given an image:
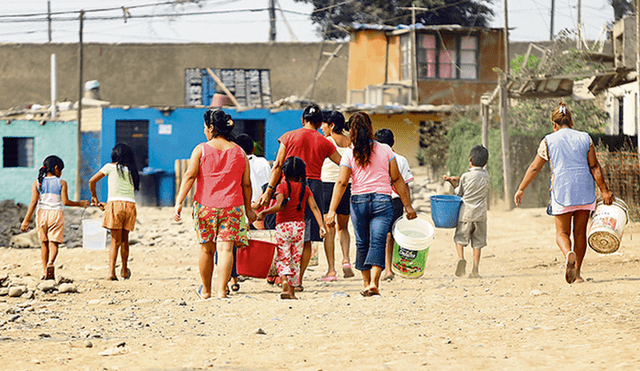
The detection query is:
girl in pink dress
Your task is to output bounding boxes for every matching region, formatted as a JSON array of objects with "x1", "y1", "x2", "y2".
[{"x1": 257, "y1": 157, "x2": 327, "y2": 299}]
